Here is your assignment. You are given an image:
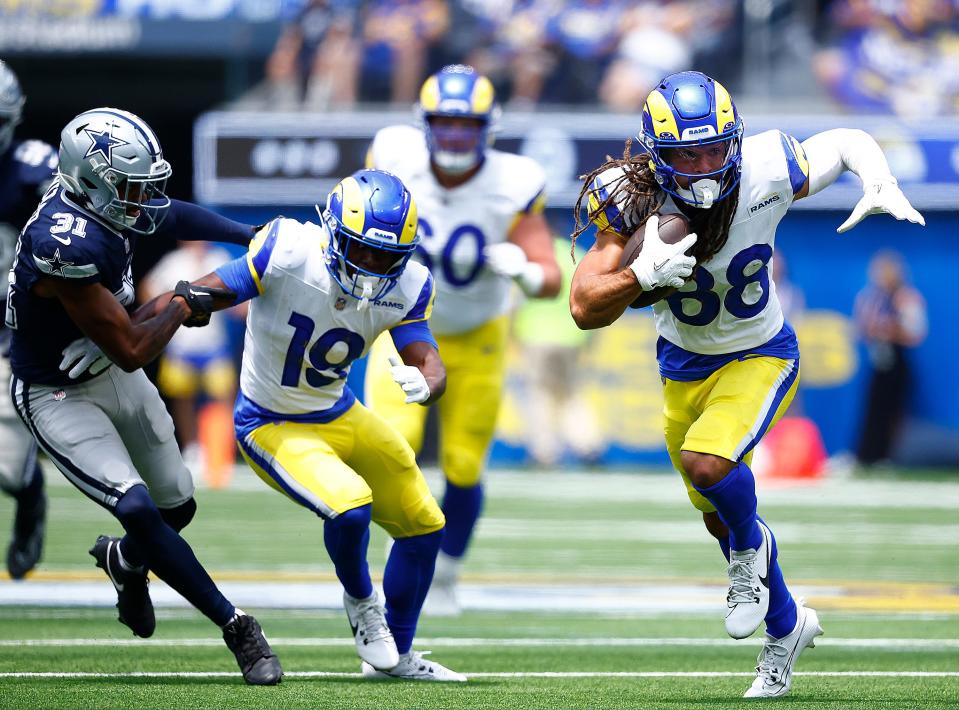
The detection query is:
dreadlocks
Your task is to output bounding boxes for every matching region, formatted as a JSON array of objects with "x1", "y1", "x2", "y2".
[{"x1": 571, "y1": 138, "x2": 740, "y2": 266}]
